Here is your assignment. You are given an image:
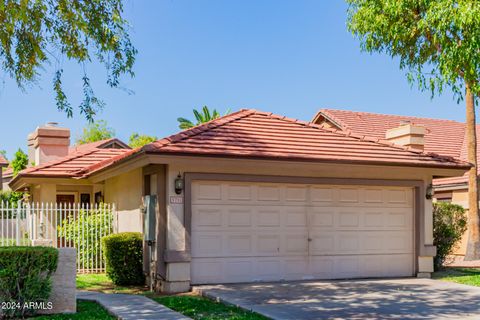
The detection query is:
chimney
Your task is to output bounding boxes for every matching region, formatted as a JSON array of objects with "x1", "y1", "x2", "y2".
[
  {"x1": 385, "y1": 121, "x2": 426, "y2": 151},
  {"x1": 28, "y1": 122, "x2": 70, "y2": 166}
]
